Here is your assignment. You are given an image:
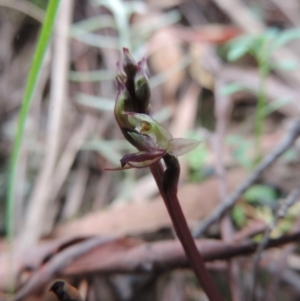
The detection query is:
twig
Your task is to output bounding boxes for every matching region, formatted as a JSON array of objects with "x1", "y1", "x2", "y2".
[
  {"x1": 250, "y1": 188, "x2": 300, "y2": 301},
  {"x1": 59, "y1": 231, "x2": 300, "y2": 275},
  {"x1": 5, "y1": 231, "x2": 300, "y2": 296},
  {"x1": 11, "y1": 236, "x2": 120, "y2": 301},
  {"x1": 193, "y1": 120, "x2": 300, "y2": 237}
]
